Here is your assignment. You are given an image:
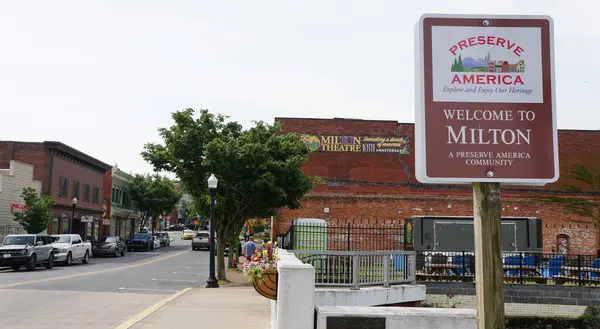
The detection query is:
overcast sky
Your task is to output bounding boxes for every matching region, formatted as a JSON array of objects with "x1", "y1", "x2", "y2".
[{"x1": 0, "y1": 1, "x2": 596, "y2": 175}]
